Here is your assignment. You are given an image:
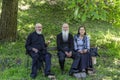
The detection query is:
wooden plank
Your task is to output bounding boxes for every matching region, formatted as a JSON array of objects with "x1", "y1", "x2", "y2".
[{"x1": 47, "y1": 46, "x2": 57, "y2": 51}]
